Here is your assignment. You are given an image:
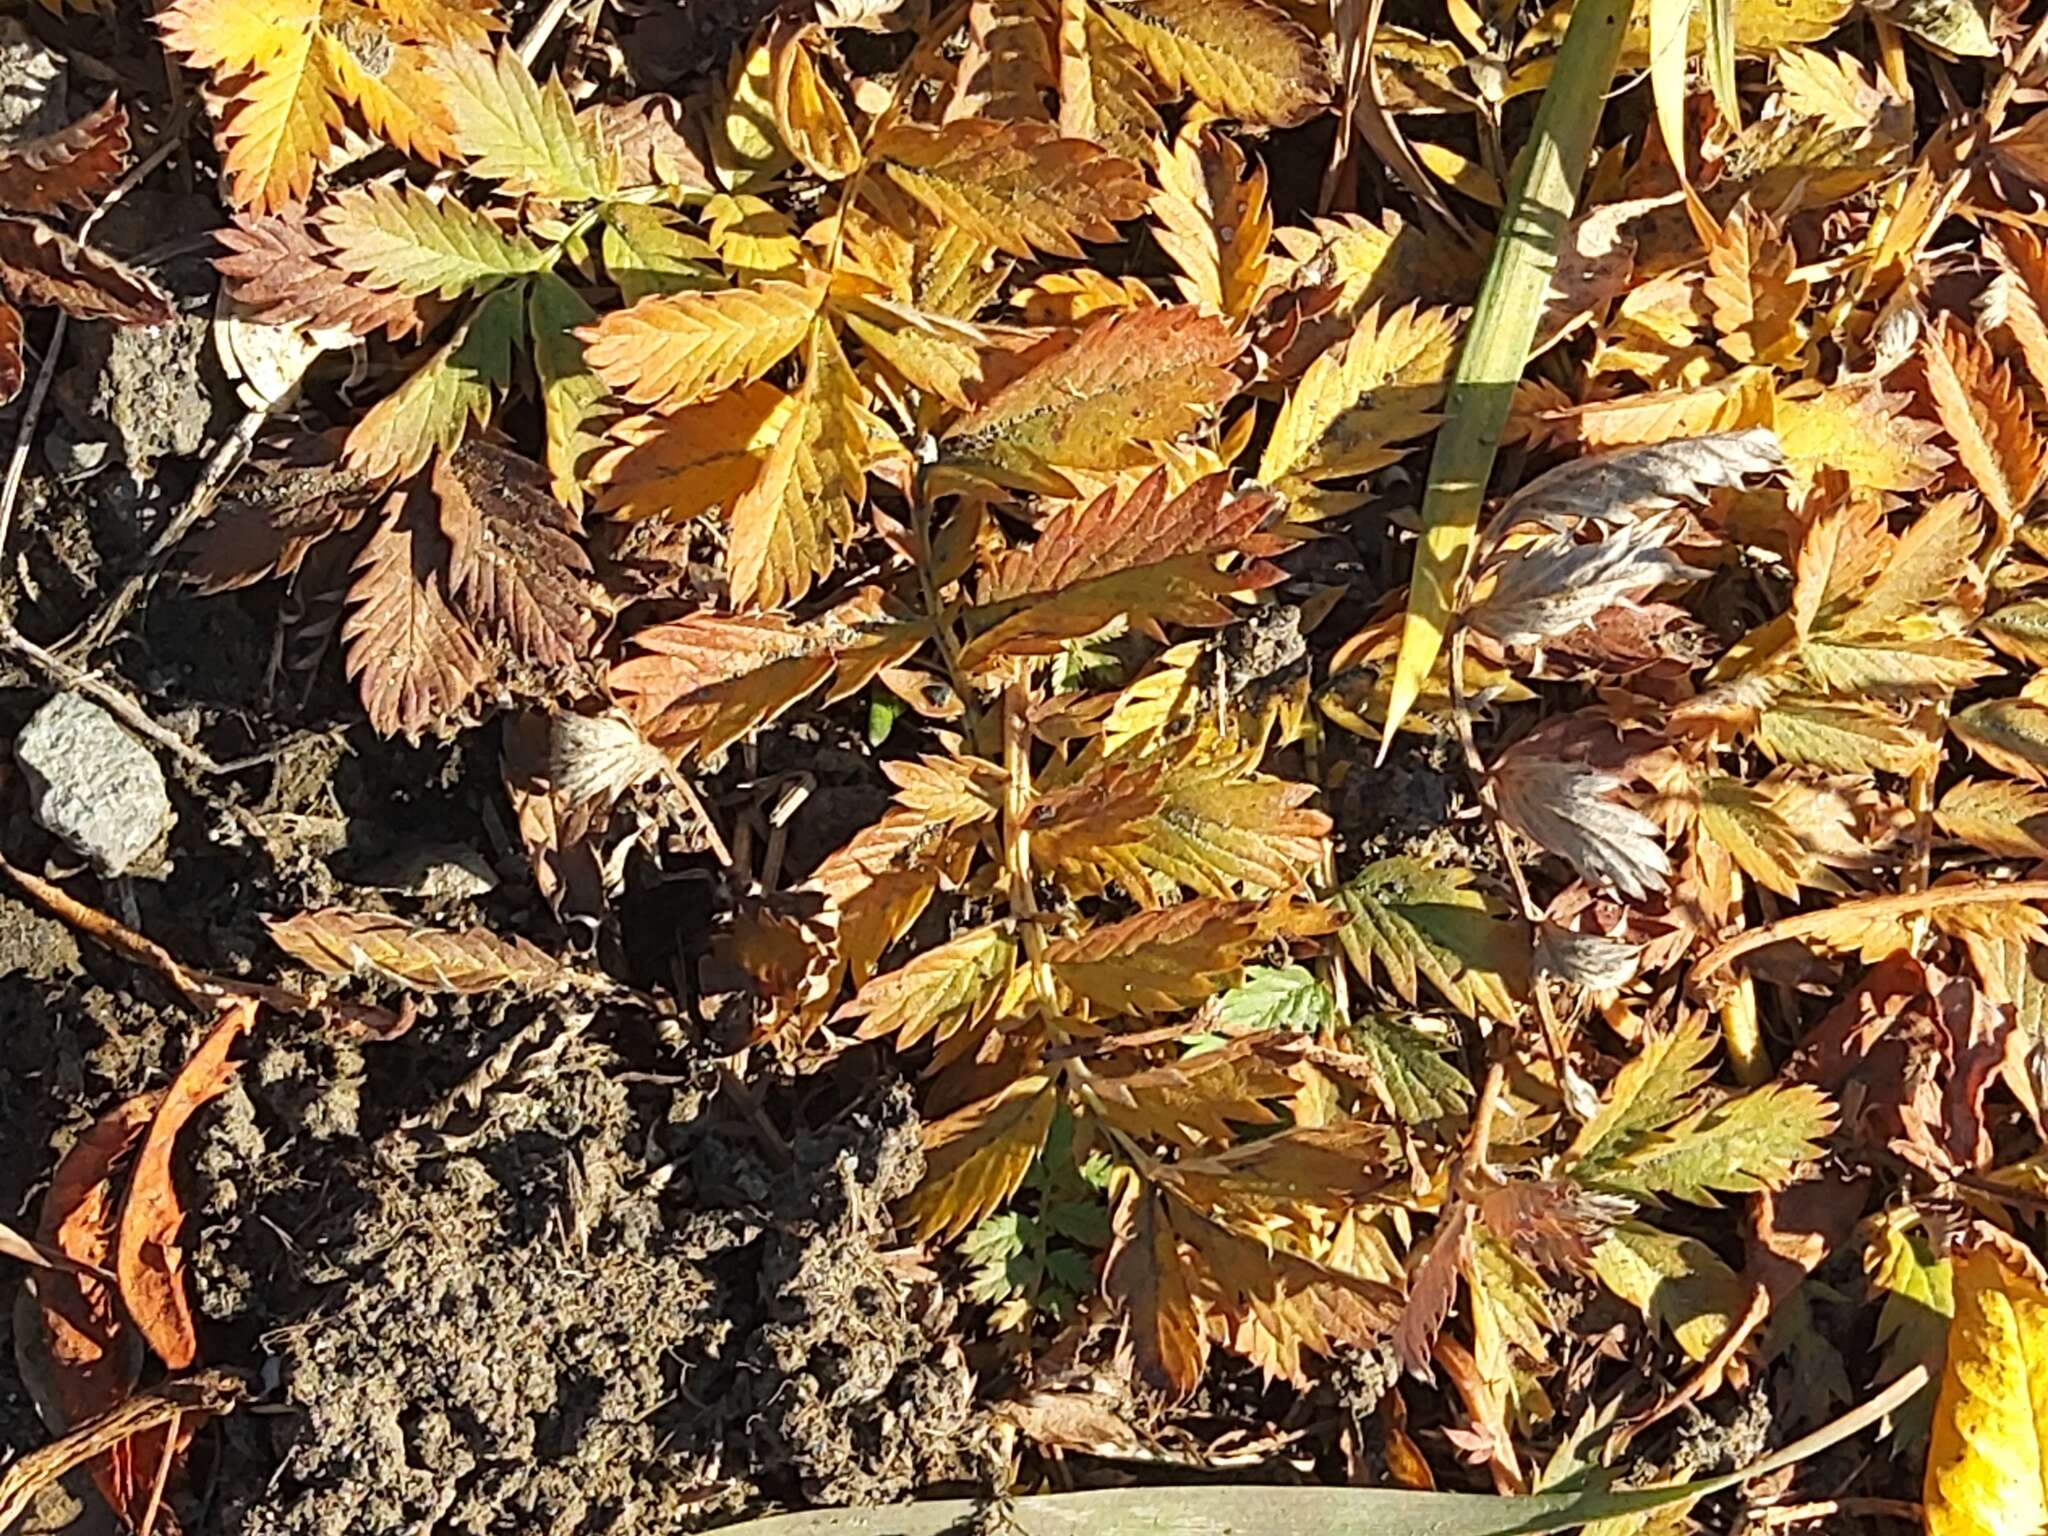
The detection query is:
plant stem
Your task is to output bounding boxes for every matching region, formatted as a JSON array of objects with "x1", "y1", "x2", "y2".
[{"x1": 1379, "y1": 0, "x2": 1632, "y2": 750}]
